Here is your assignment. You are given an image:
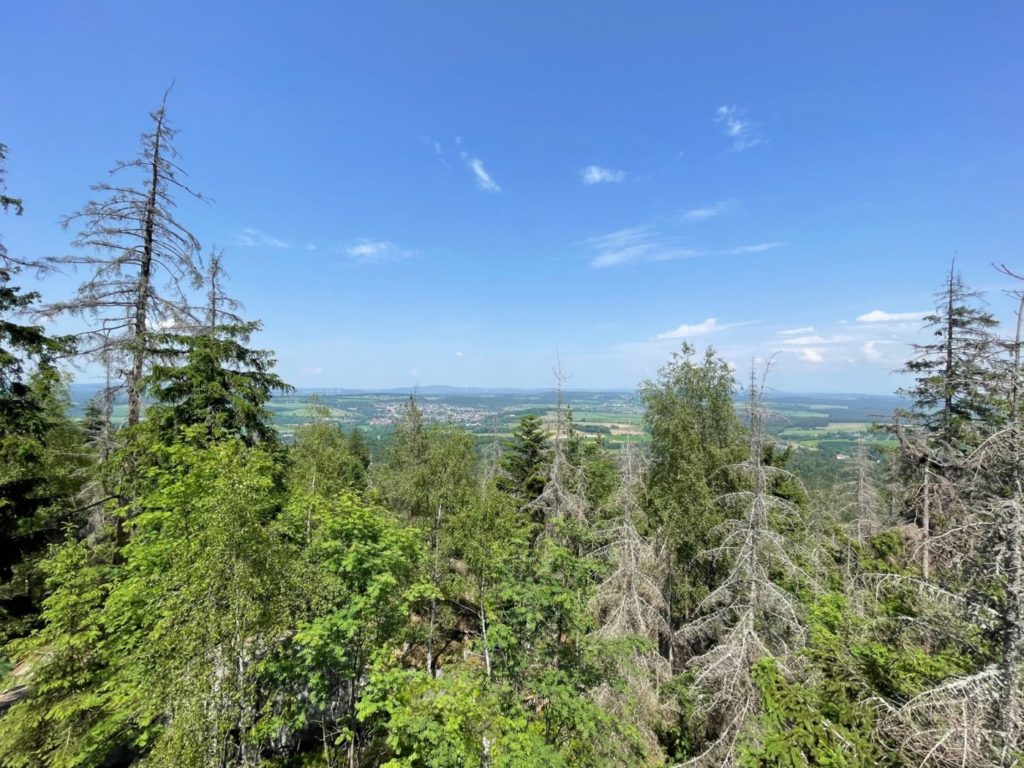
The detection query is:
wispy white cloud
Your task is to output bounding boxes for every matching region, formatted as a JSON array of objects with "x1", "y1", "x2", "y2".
[
  {"x1": 343, "y1": 239, "x2": 416, "y2": 264},
  {"x1": 720, "y1": 241, "x2": 786, "y2": 255},
  {"x1": 235, "y1": 228, "x2": 291, "y2": 249},
  {"x1": 798, "y1": 348, "x2": 825, "y2": 364},
  {"x1": 454, "y1": 351, "x2": 464, "y2": 358},
  {"x1": 856, "y1": 309, "x2": 927, "y2": 323},
  {"x1": 655, "y1": 317, "x2": 756, "y2": 340},
  {"x1": 461, "y1": 152, "x2": 500, "y2": 192},
  {"x1": 682, "y1": 200, "x2": 735, "y2": 222},
  {"x1": 862, "y1": 341, "x2": 883, "y2": 361},
  {"x1": 778, "y1": 333, "x2": 854, "y2": 346},
  {"x1": 715, "y1": 105, "x2": 763, "y2": 151},
  {"x1": 583, "y1": 226, "x2": 703, "y2": 268},
  {"x1": 778, "y1": 326, "x2": 815, "y2": 336},
  {"x1": 582, "y1": 221, "x2": 784, "y2": 269},
  {"x1": 581, "y1": 165, "x2": 626, "y2": 185}
]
